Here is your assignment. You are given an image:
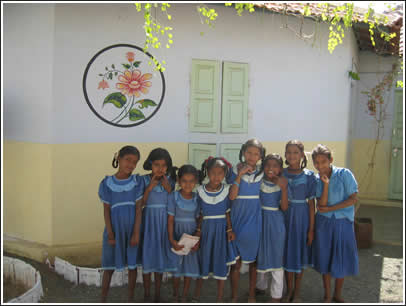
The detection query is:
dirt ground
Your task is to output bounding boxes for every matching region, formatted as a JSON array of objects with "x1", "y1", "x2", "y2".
[
  {"x1": 3, "y1": 243, "x2": 404, "y2": 303},
  {"x1": 3, "y1": 277, "x2": 30, "y2": 302}
]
